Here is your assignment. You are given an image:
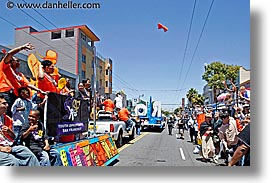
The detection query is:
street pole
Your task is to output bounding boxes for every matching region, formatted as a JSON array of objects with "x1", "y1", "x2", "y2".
[
  {"x1": 92, "y1": 46, "x2": 97, "y2": 135},
  {"x1": 107, "y1": 63, "x2": 110, "y2": 98}
]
